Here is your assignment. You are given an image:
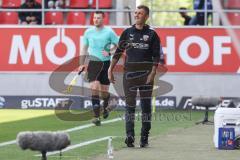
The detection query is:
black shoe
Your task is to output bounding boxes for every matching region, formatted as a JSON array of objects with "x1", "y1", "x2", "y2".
[
  {"x1": 102, "y1": 109, "x2": 109, "y2": 119},
  {"x1": 92, "y1": 118, "x2": 101, "y2": 126},
  {"x1": 140, "y1": 136, "x2": 149, "y2": 148},
  {"x1": 125, "y1": 136, "x2": 135, "y2": 147}
]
